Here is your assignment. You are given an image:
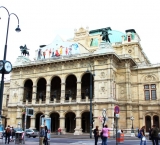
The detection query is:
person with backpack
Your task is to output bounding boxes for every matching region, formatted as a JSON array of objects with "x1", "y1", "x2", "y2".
[
  {"x1": 139, "y1": 126, "x2": 146, "y2": 145},
  {"x1": 151, "y1": 124, "x2": 159, "y2": 145},
  {"x1": 5, "y1": 125, "x2": 11, "y2": 144},
  {"x1": 39, "y1": 125, "x2": 45, "y2": 145},
  {"x1": 93, "y1": 126, "x2": 99, "y2": 145}
]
